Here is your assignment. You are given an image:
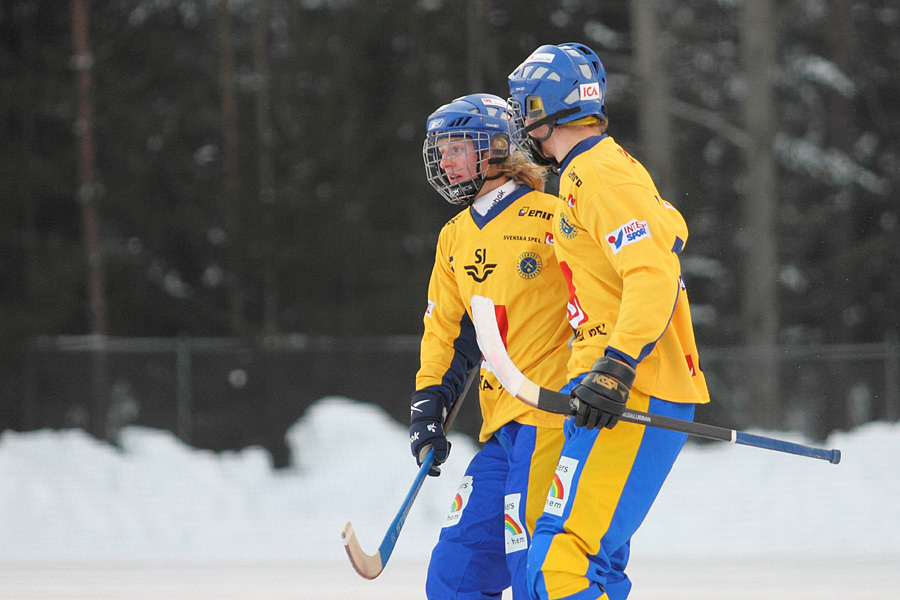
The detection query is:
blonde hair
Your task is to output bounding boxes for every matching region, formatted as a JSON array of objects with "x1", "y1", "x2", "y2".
[{"x1": 490, "y1": 135, "x2": 549, "y2": 191}]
